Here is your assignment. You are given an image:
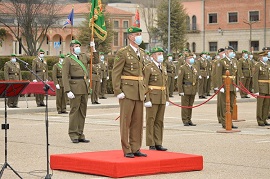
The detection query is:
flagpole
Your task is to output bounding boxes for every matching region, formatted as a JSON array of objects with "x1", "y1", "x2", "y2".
[
  {"x1": 71, "y1": 6, "x2": 74, "y2": 41},
  {"x1": 89, "y1": 1, "x2": 95, "y2": 91}
]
